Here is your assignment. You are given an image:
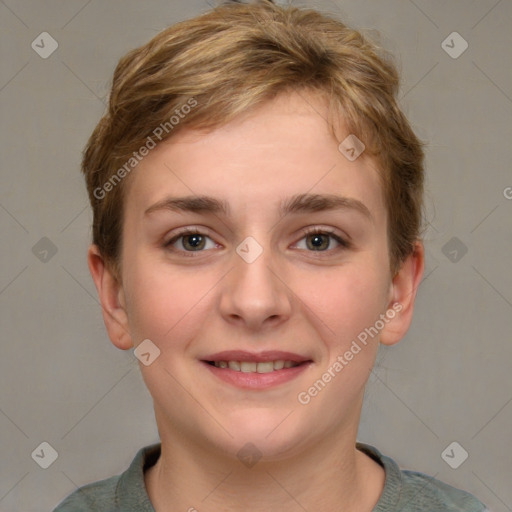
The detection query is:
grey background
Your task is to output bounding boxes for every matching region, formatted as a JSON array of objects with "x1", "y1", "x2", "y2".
[{"x1": 1, "y1": 0, "x2": 511, "y2": 510}]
